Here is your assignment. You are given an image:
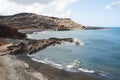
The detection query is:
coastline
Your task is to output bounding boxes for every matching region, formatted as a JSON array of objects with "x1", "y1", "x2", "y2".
[
  {"x1": 0, "y1": 28, "x2": 103, "y2": 80},
  {"x1": 17, "y1": 53, "x2": 102, "y2": 80},
  {"x1": 0, "y1": 53, "x2": 102, "y2": 80}
]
